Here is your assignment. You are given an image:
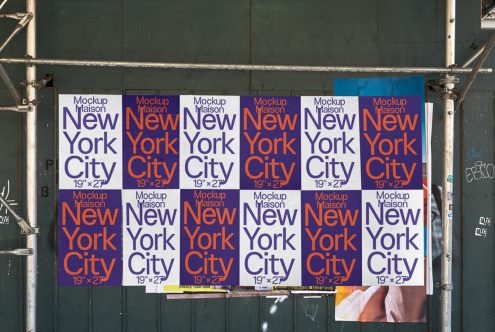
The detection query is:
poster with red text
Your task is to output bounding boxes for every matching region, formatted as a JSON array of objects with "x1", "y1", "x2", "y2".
[{"x1": 57, "y1": 93, "x2": 426, "y2": 290}]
